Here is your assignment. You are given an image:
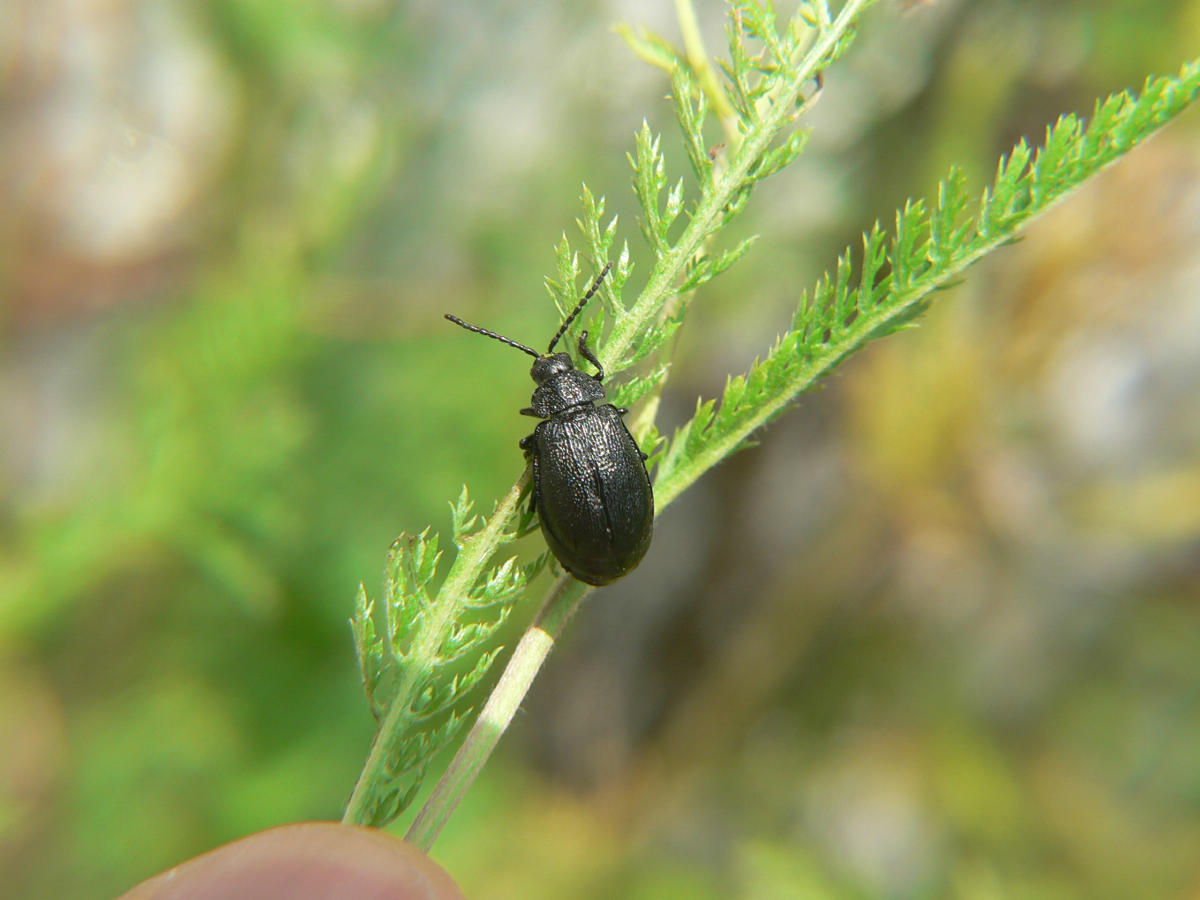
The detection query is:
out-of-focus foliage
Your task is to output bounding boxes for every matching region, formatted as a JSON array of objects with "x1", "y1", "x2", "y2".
[{"x1": 0, "y1": 1, "x2": 1197, "y2": 899}]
